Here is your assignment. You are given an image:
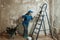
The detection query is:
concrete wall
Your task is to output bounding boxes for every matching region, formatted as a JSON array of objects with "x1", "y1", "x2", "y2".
[
  {"x1": 52, "y1": 0, "x2": 60, "y2": 34},
  {"x1": 0, "y1": 0, "x2": 50, "y2": 35},
  {"x1": 0, "y1": 0, "x2": 40, "y2": 32},
  {"x1": 49, "y1": 0, "x2": 60, "y2": 40}
]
